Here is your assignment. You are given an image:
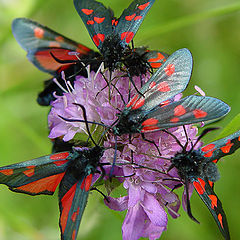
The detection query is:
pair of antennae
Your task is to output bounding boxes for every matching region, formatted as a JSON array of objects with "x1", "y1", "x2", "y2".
[
  {"x1": 59, "y1": 103, "x2": 119, "y2": 176},
  {"x1": 163, "y1": 126, "x2": 219, "y2": 153}
]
